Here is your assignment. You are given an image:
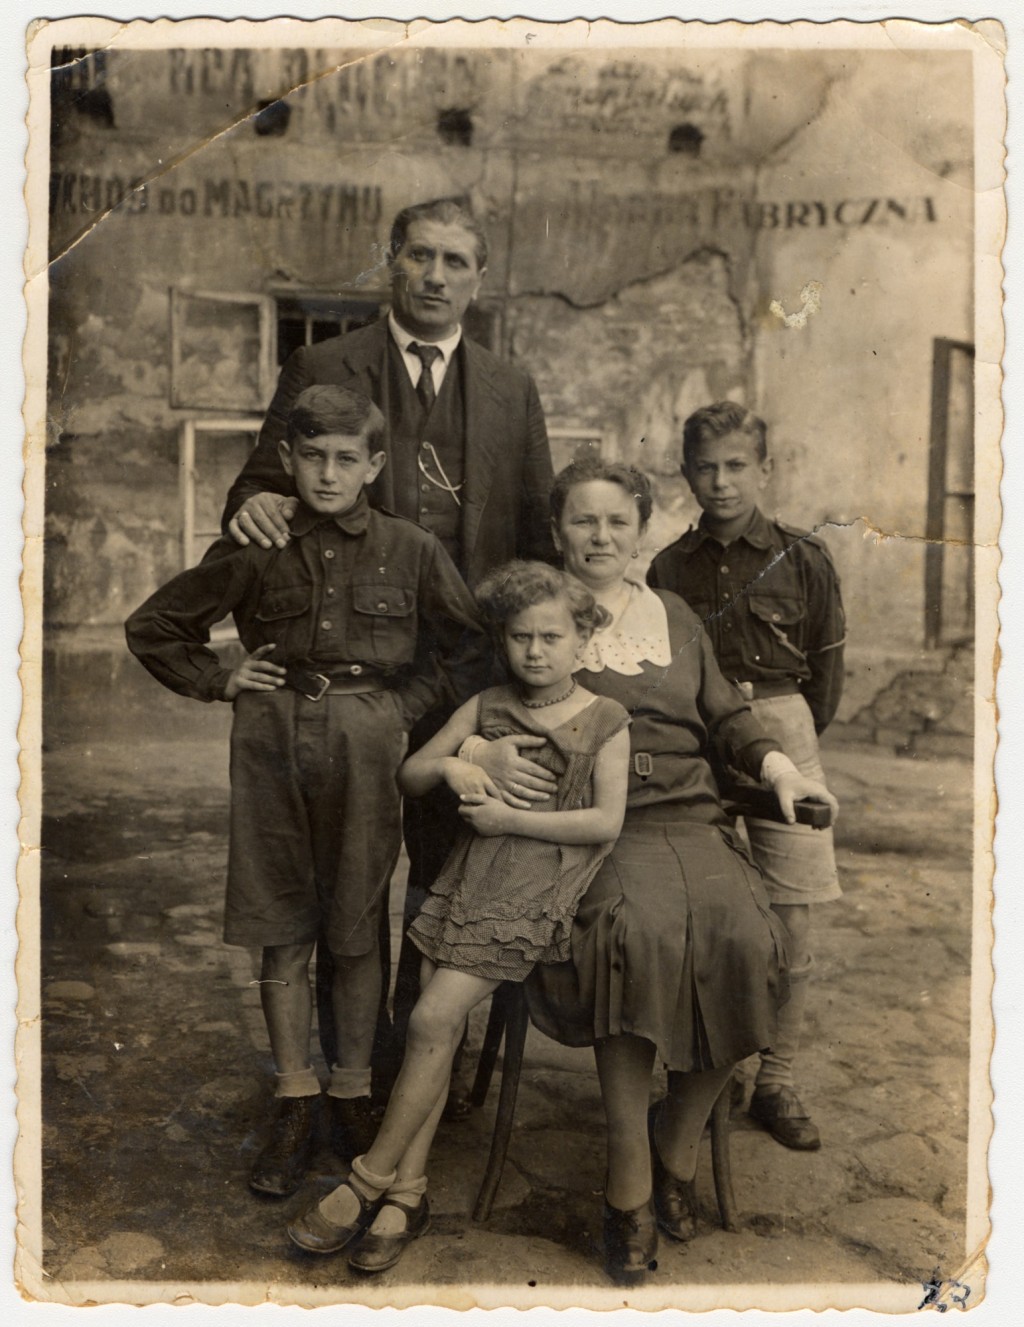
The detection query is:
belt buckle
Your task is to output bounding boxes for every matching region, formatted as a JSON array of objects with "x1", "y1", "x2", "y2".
[
  {"x1": 302, "y1": 672, "x2": 331, "y2": 702},
  {"x1": 633, "y1": 752, "x2": 653, "y2": 779},
  {"x1": 736, "y1": 680, "x2": 754, "y2": 700}
]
